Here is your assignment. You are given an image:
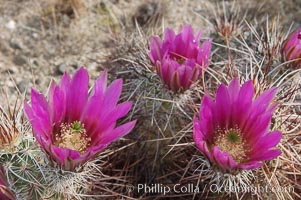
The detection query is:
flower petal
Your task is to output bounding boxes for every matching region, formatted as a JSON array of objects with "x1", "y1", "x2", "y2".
[
  {"x1": 251, "y1": 149, "x2": 282, "y2": 161},
  {"x1": 238, "y1": 161, "x2": 262, "y2": 170},
  {"x1": 250, "y1": 131, "x2": 282, "y2": 157},
  {"x1": 212, "y1": 146, "x2": 238, "y2": 170},
  {"x1": 228, "y1": 77, "x2": 240, "y2": 104},
  {"x1": 90, "y1": 102, "x2": 133, "y2": 138},
  {"x1": 252, "y1": 87, "x2": 277, "y2": 113},
  {"x1": 81, "y1": 70, "x2": 108, "y2": 128},
  {"x1": 66, "y1": 67, "x2": 89, "y2": 122},
  {"x1": 215, "y1": 83, "x2": 231, "y2": 128},
  {"x1": 28, "y1": 89, "x2": 52, "y2": 135},
  {"x1": 49, "y1": 81, "x2": 66, "y2": 126},
  {"x1": 233, "y1": 80, "x2": 254, "y2": 127},
  {"x1": 98, "y1": 120, "x2": 136, "y2": 145},
  {"x1": 150, "y1": 36, "x2": 163, "y2": 64}
]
